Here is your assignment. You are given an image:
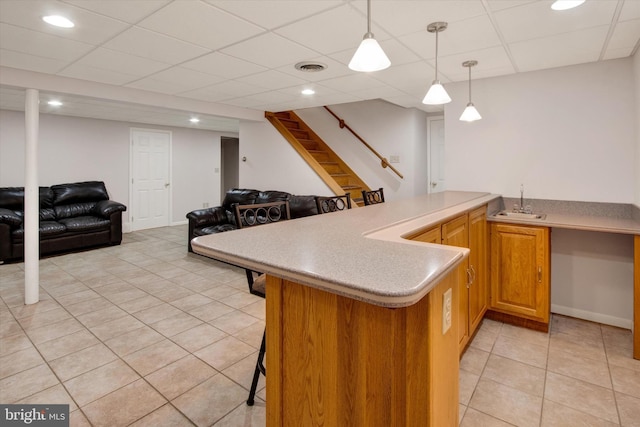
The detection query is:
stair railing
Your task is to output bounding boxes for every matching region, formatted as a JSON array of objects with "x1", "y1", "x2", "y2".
[{"x1": 323, "y1": 106, "x2": 404, "y2": 179}]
